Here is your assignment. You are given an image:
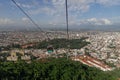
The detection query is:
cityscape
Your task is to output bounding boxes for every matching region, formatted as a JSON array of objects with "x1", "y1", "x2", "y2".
[{"x1": 1, "y1": 31, "x2": 120, "y2": 69}]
